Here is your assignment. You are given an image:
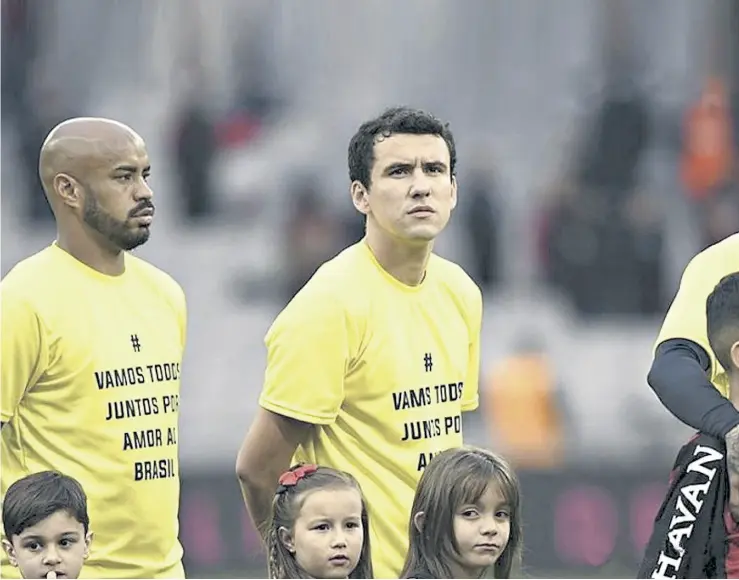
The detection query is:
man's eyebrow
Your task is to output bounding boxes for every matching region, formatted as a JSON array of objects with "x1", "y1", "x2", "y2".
[
  {"x1": 113, "y1": 164, "x2": 151, "y2": 173},
  {"x1": 383, "y1": 161, "x2": 413, "y2": 171}
]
